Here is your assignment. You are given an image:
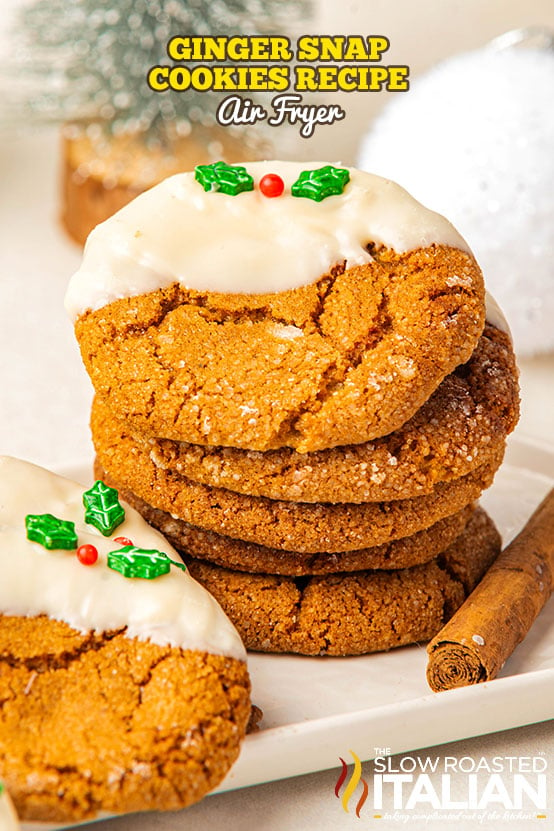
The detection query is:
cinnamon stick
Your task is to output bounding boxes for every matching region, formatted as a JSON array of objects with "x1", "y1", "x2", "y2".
[{"x1": 426, "y1": 488, "x2": 554, "y2": 692}]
